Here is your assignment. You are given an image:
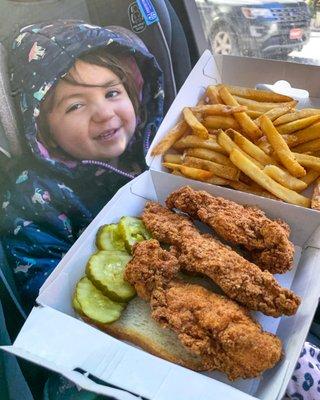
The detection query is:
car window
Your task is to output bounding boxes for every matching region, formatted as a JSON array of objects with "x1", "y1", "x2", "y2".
[{"x1": 194, "y1": 0, "x2": 318, "y2": 65}]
